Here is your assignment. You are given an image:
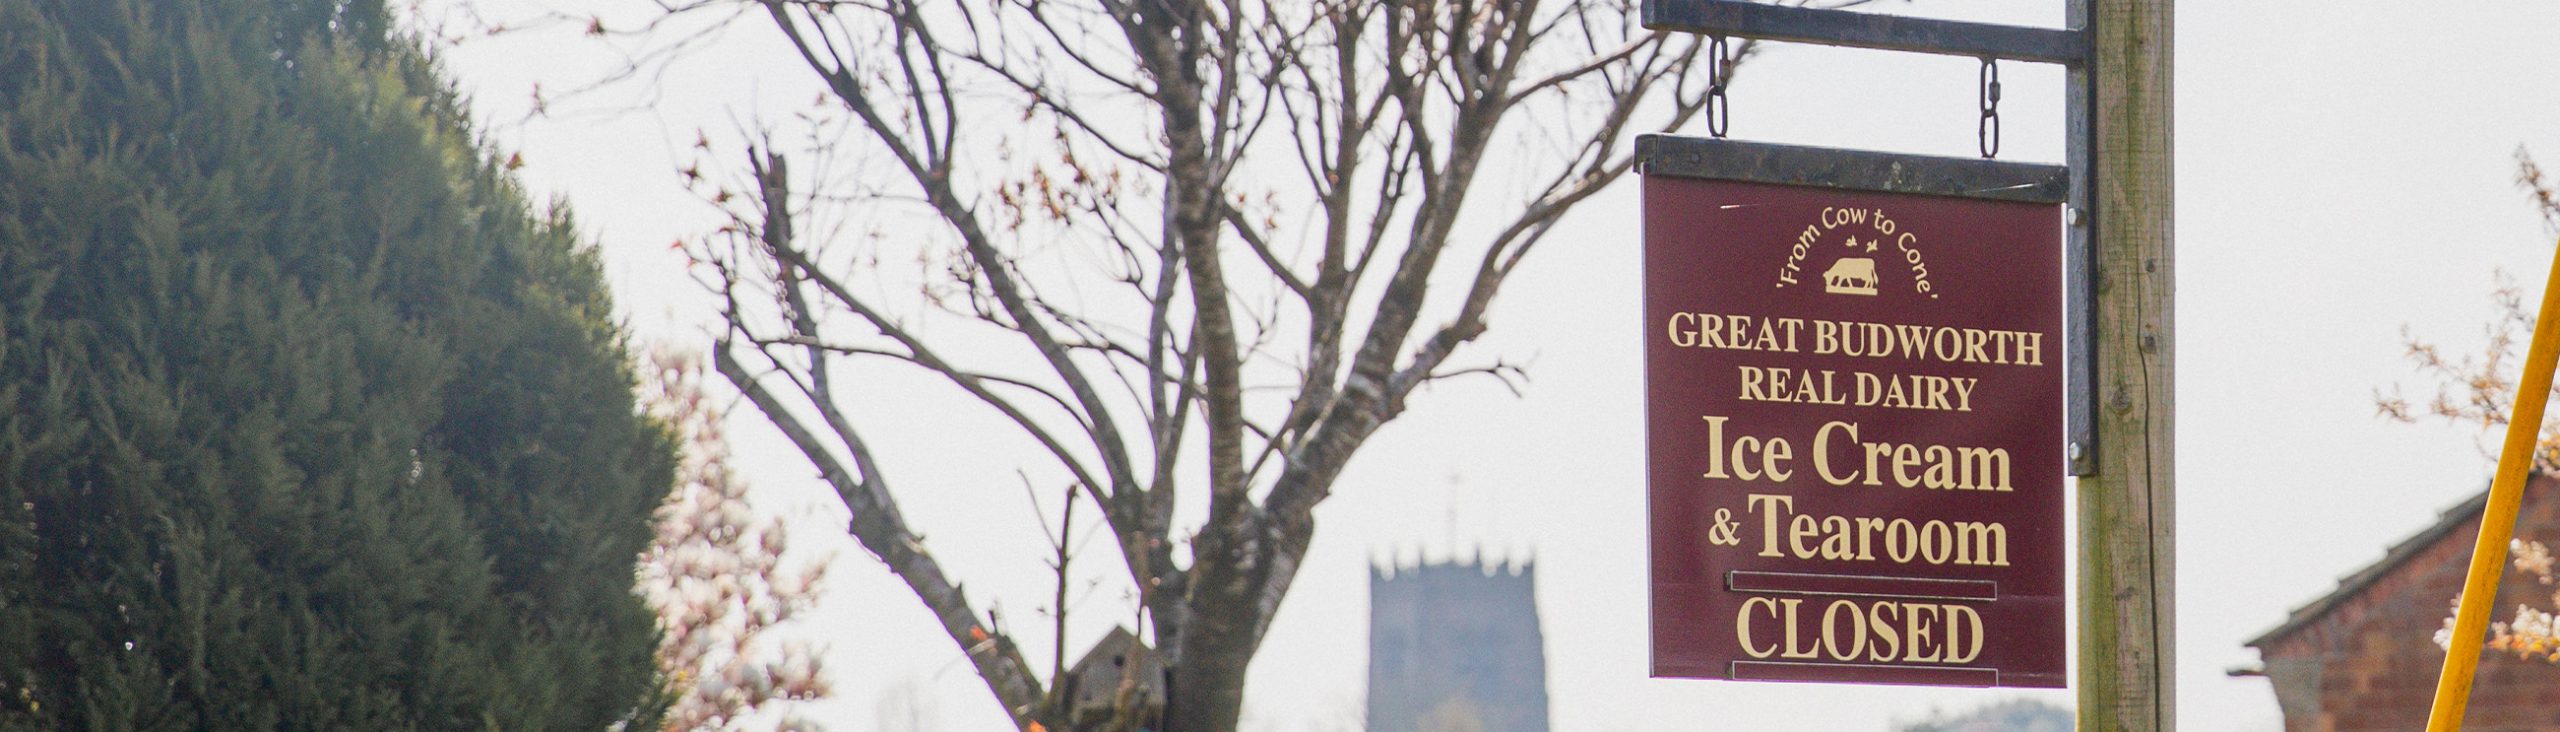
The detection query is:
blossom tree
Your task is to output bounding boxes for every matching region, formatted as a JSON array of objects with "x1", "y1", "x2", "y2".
[
  {"x1": 640, "y1": 346, "x2": 833, "y2": 730},
  {"x1": 2392, "y1": 148, "x2": 2560, "y2": 661}
]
